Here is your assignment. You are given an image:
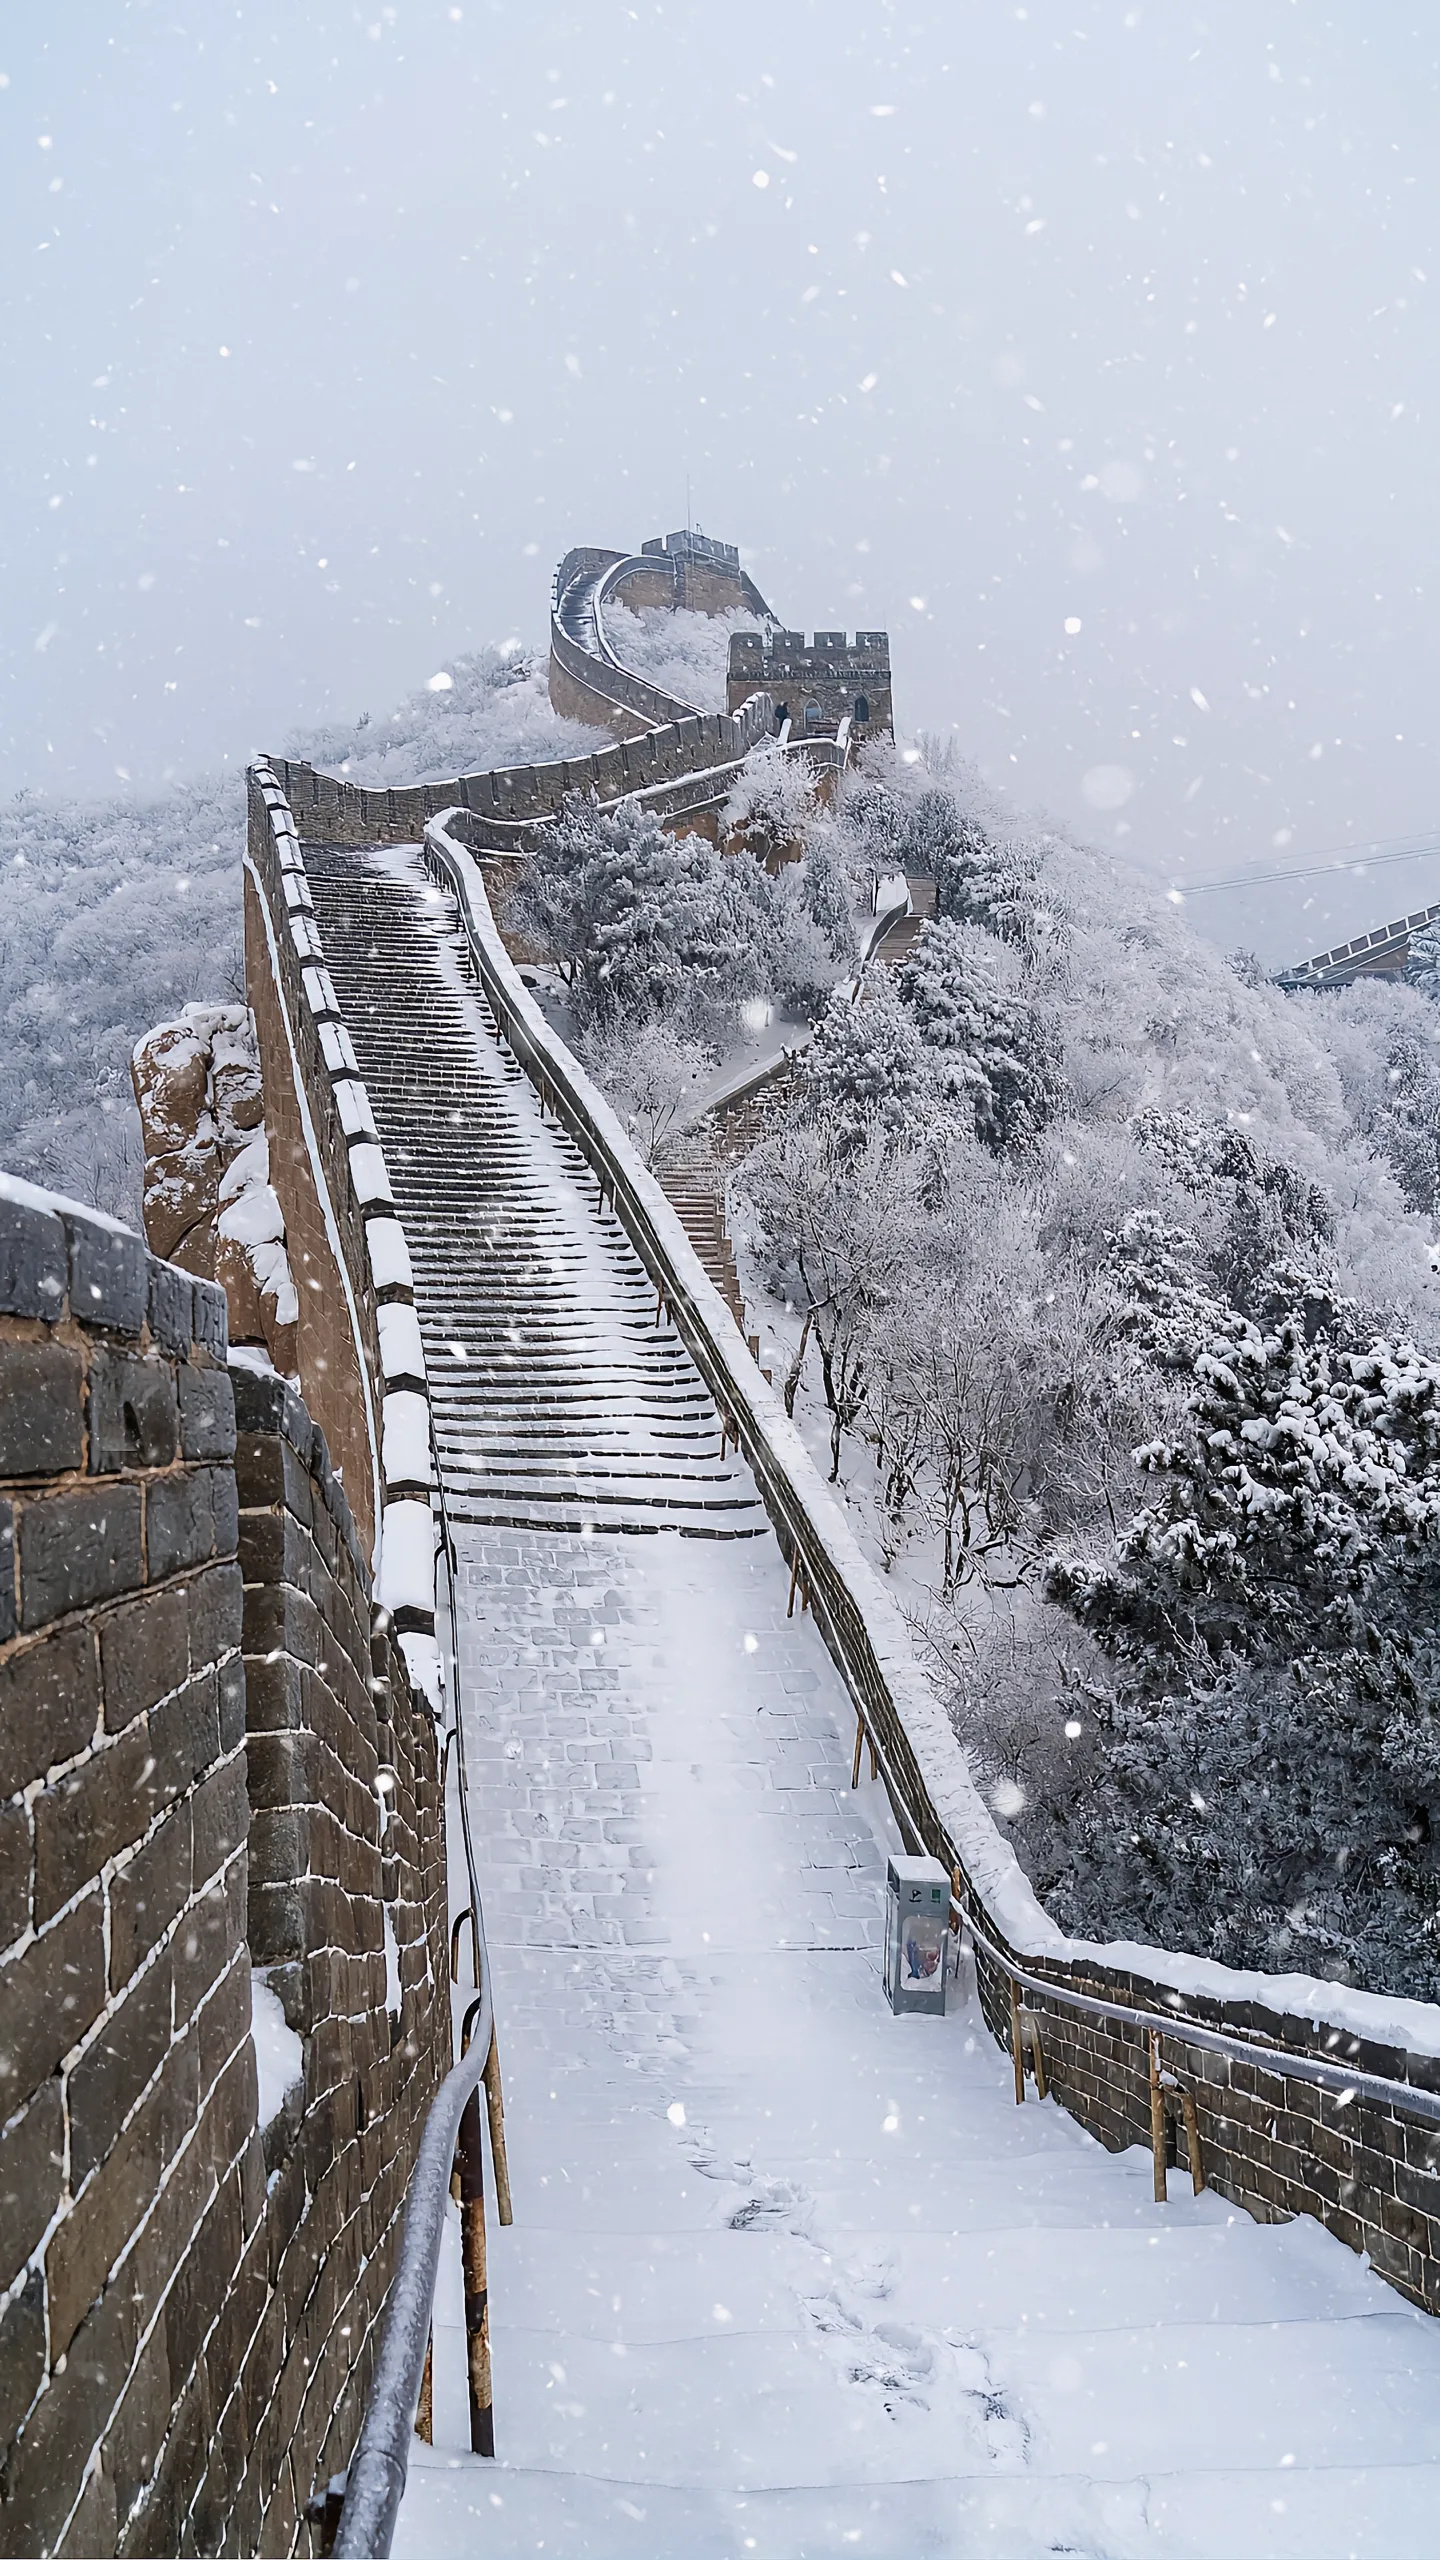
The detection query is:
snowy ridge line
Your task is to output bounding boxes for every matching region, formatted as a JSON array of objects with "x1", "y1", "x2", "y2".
[
  {"x1": 247, "y1": 762, "x2": 440, "y2": 1700},
  {"x1": 266, "y1": 539, "x2": 833, "y2": 856},
  {"x1": 420, "y1": 809, "x2": 1440, "y2": 2096}
]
